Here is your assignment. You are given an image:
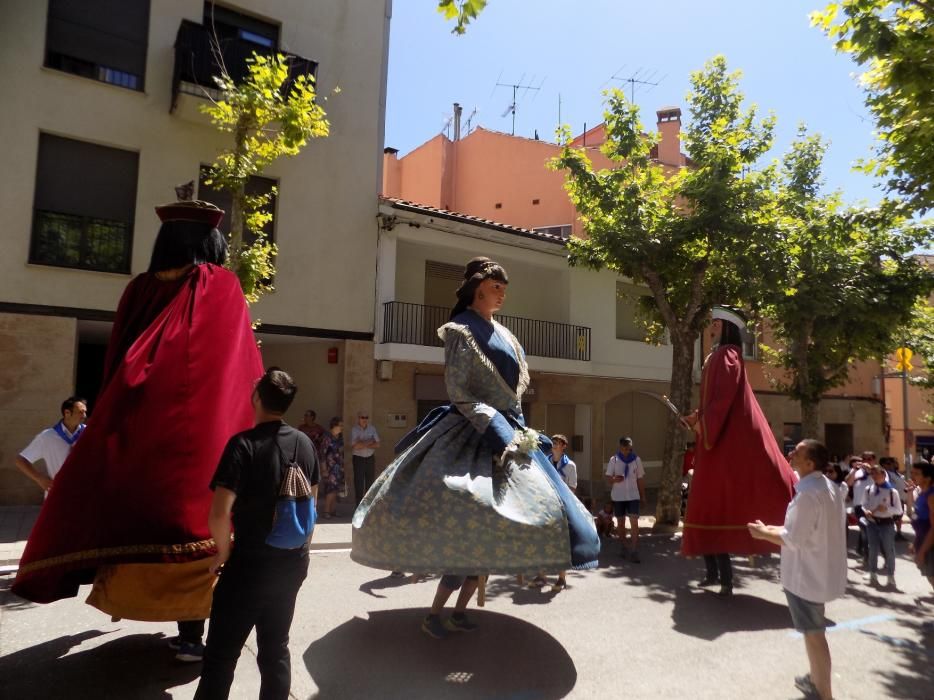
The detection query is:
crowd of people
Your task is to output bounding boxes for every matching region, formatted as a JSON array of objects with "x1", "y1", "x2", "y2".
[{"x1": 8, "y1": 220, "x2": 934, "y2": 700}]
